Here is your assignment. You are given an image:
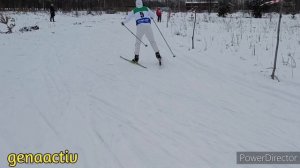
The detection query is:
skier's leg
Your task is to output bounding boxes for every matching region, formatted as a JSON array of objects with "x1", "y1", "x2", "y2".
[
  {"x1": 134, "y1": 25, "x2": 145, "y2": 56},
  {"x1": 145, "y1": 25, "x2": 161, "y2": 64},
  {"x1": 145, "y1": 25, "x2": 159, "y2": 53}
]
